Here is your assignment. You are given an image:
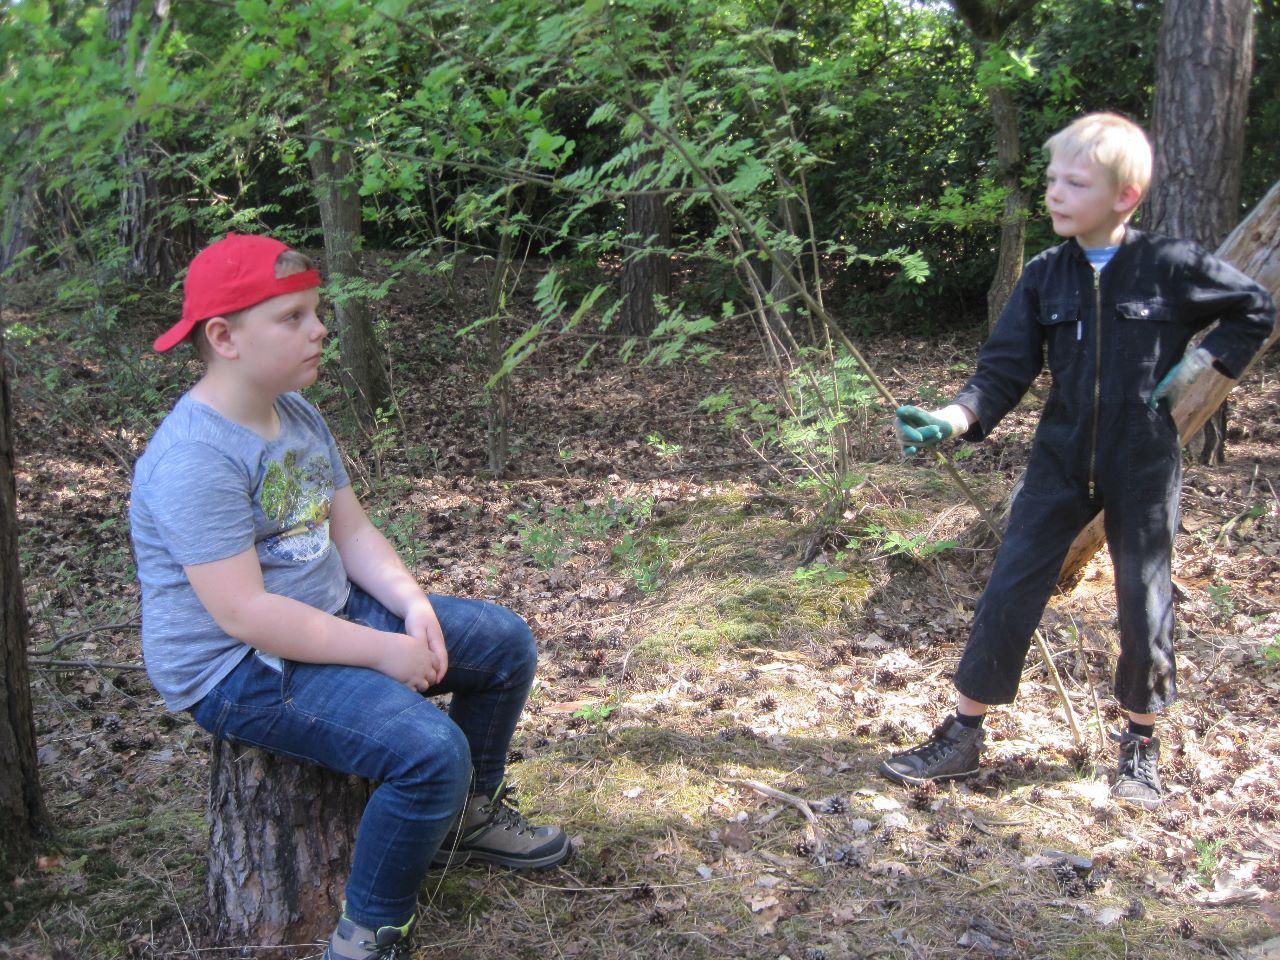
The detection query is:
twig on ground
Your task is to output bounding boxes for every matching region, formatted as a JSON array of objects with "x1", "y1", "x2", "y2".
[
  {"x1": 37, "y1": 617, "x2": 140, "y2": 654},
  {"x1": 1215, "y1": 500, "x2": 1263, "y2": 546},
  {"x1": 724, "y1": 777, "x2": 824, "y2": 857},
  {"x1": 31, "y1": 657, "x2": 146, "y2": 672}
]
